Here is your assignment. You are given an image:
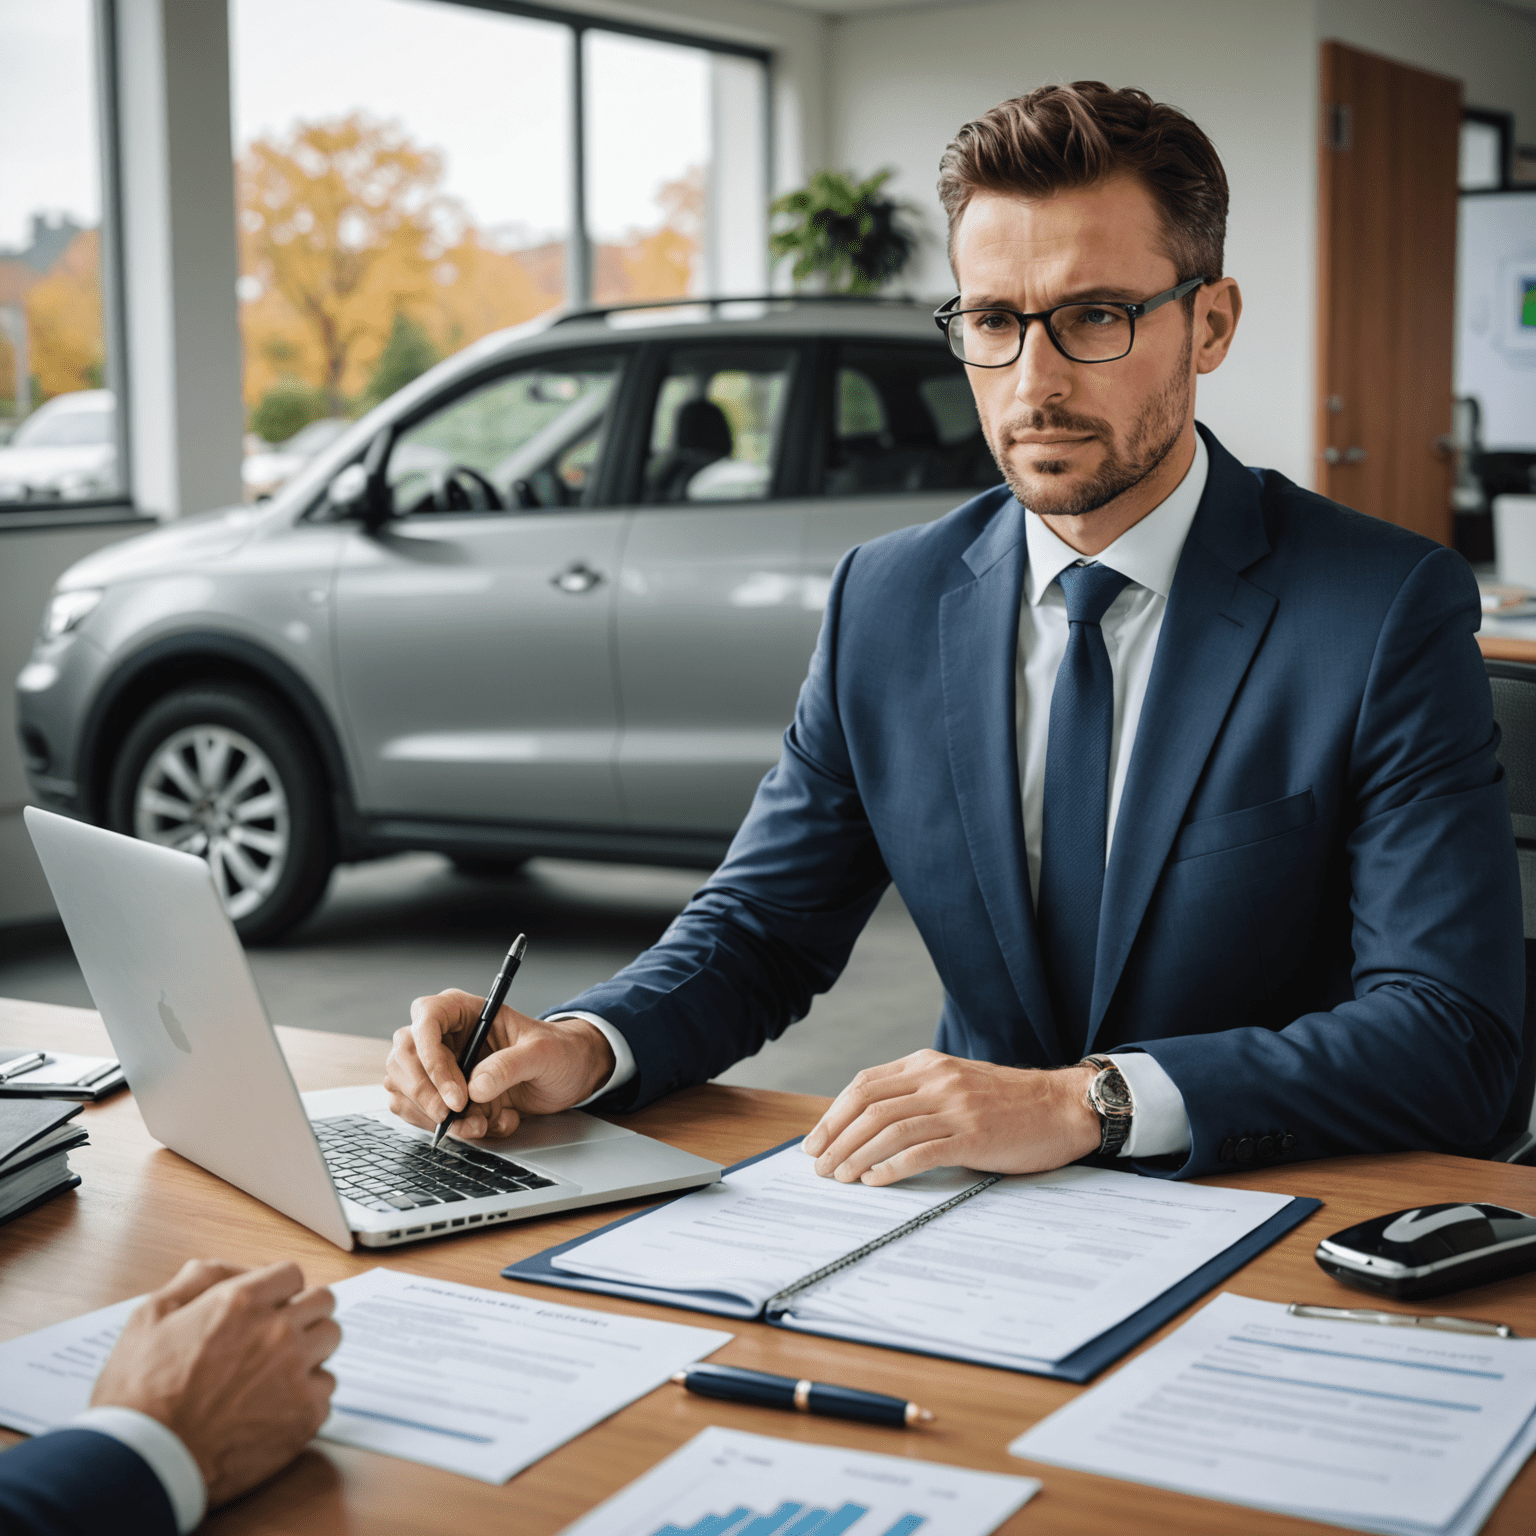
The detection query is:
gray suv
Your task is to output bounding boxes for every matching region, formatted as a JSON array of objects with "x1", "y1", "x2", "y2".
[{"x1": 16, "y1": 297, "x2": 1000, "y2": 940}]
